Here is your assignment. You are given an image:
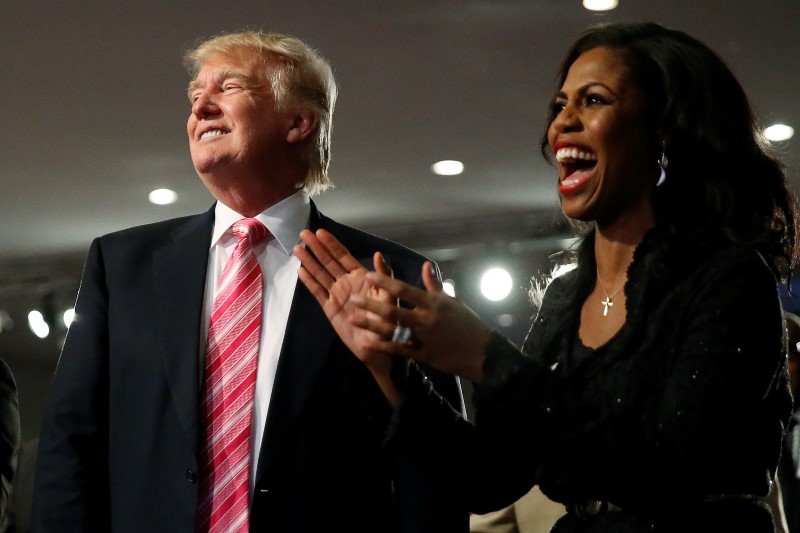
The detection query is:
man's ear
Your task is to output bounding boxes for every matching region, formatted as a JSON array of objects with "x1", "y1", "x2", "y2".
[{"x1": 287, "y1": 110, "x2": 319, "y2": 144}]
